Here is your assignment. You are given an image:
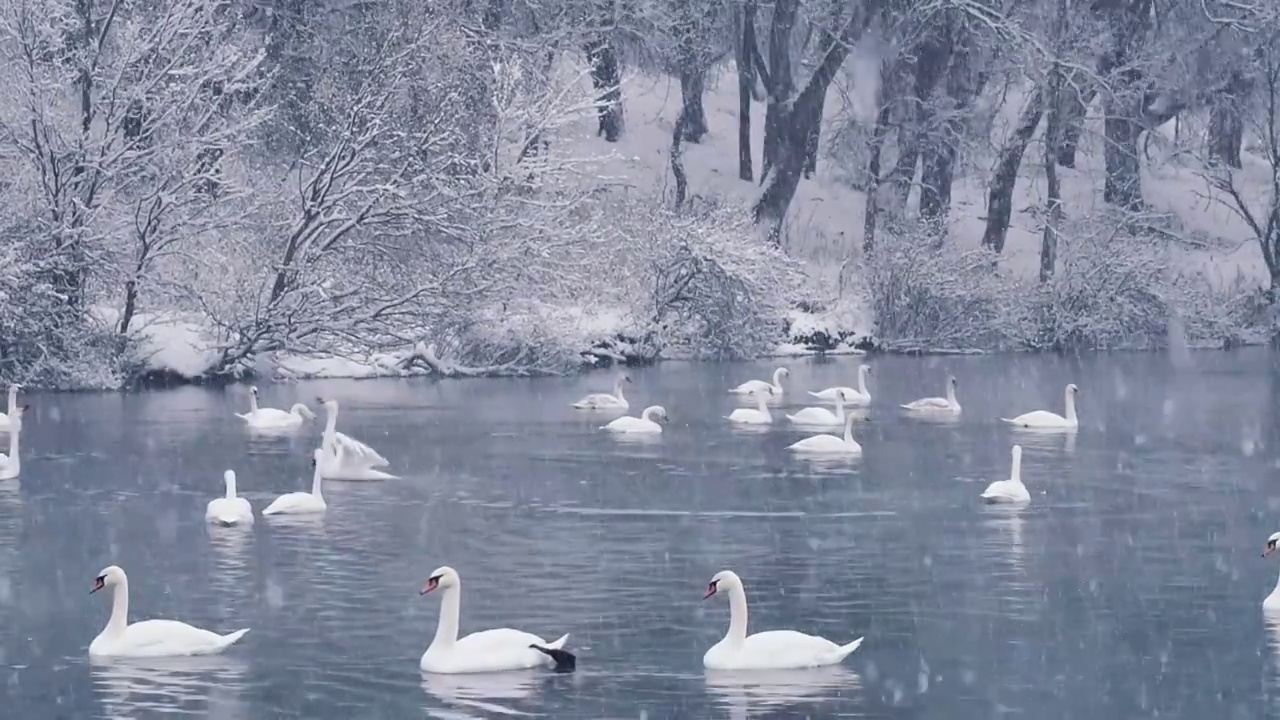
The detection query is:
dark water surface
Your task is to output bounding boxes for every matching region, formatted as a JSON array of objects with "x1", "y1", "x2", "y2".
[{"x1": 3, "y1": 351, "x2": 1280, "y2": 718}]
